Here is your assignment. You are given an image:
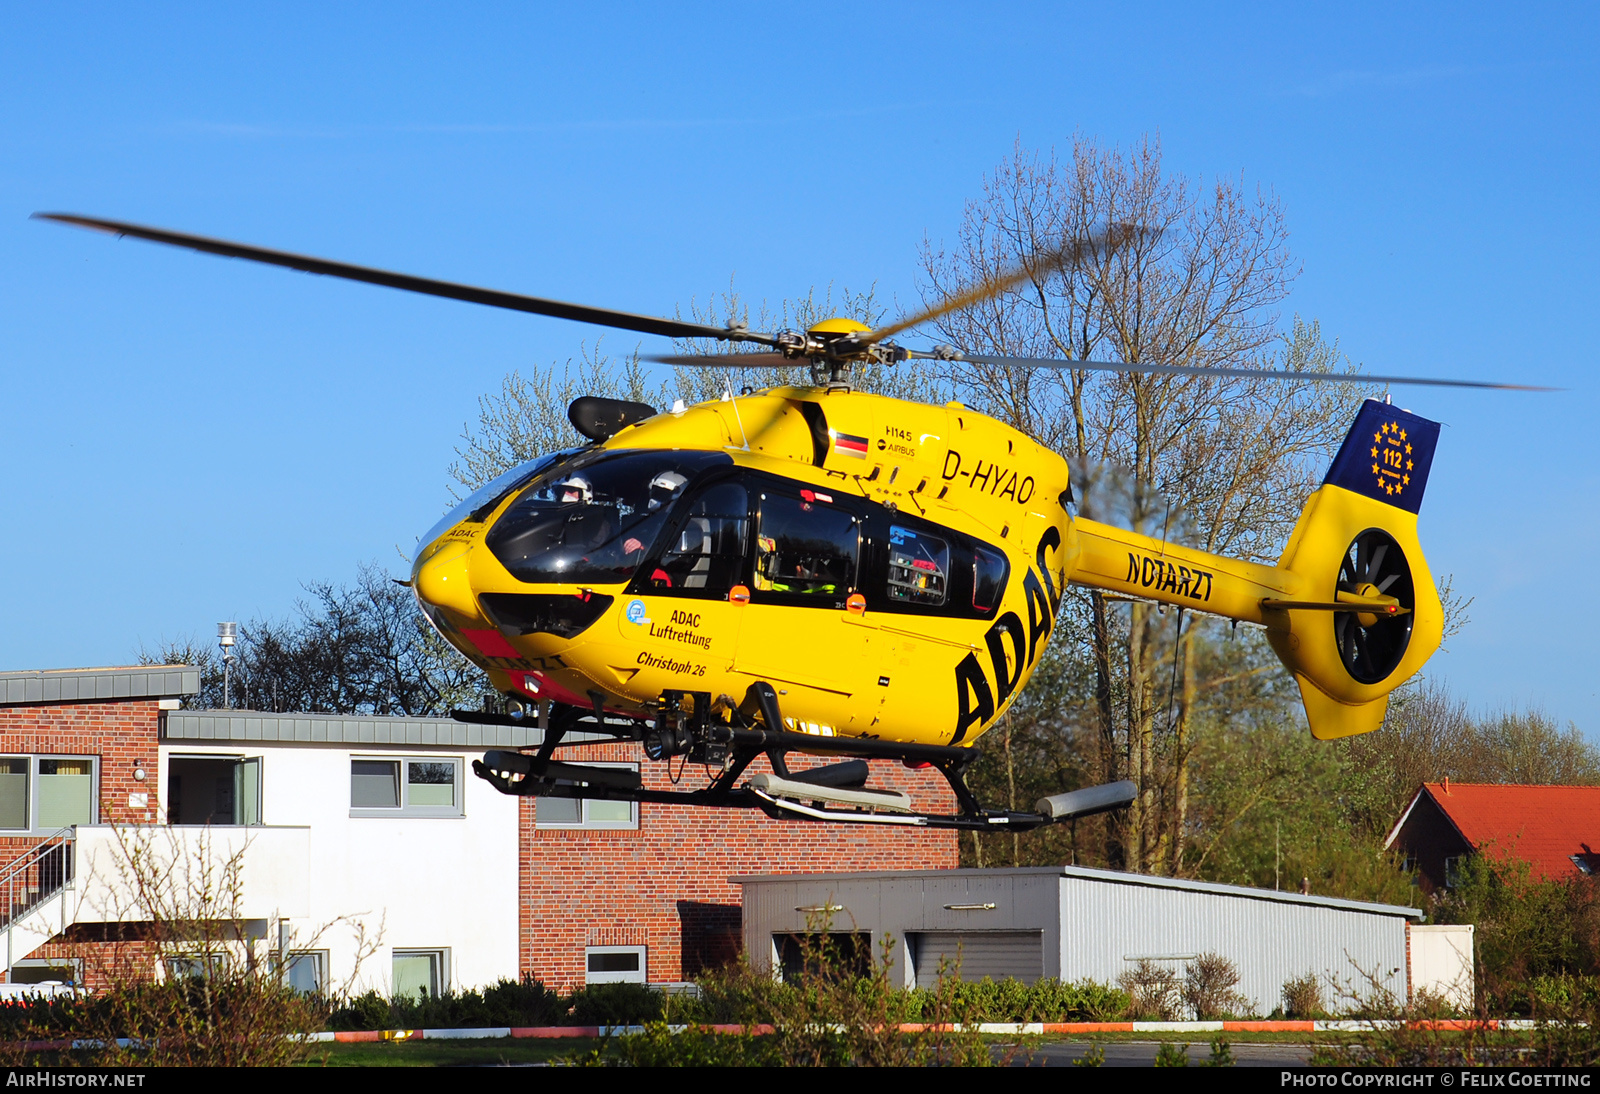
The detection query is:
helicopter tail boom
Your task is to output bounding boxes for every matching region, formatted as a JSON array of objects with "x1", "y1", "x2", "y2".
[
  {"x1": 1067, "y1": 399, "x2": 1444, "y2": 741},
  {"x1": 1069, "y1": 518, "x2": 1298, "y2": 625}
]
